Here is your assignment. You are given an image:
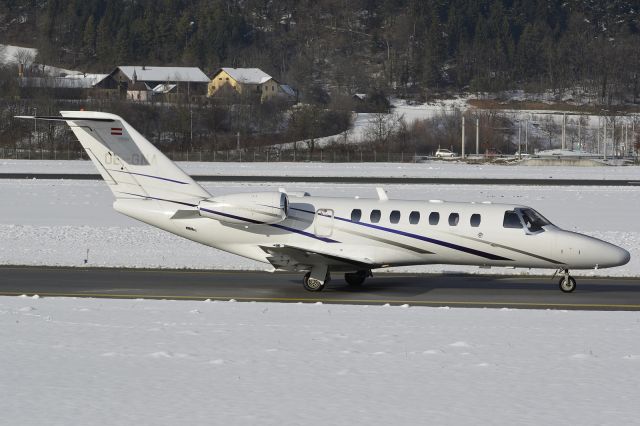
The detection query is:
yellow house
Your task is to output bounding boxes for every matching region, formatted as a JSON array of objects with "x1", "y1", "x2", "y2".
[{"x1": 208, "y1": 68, "x2": 280, "y2": 102}]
